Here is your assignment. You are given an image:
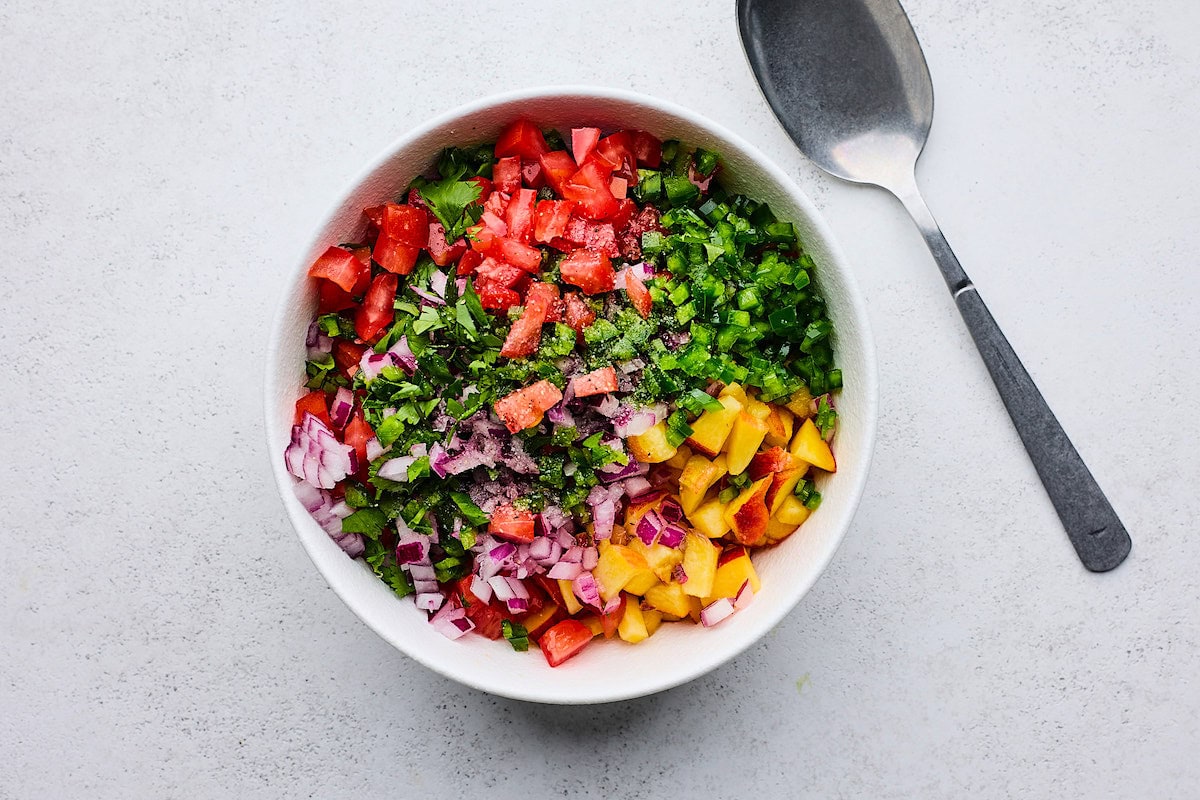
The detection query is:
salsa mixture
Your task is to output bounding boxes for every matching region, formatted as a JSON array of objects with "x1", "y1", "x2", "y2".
[{"x1": 287, "y1": 120, "x2": 841, "y2": 667}]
